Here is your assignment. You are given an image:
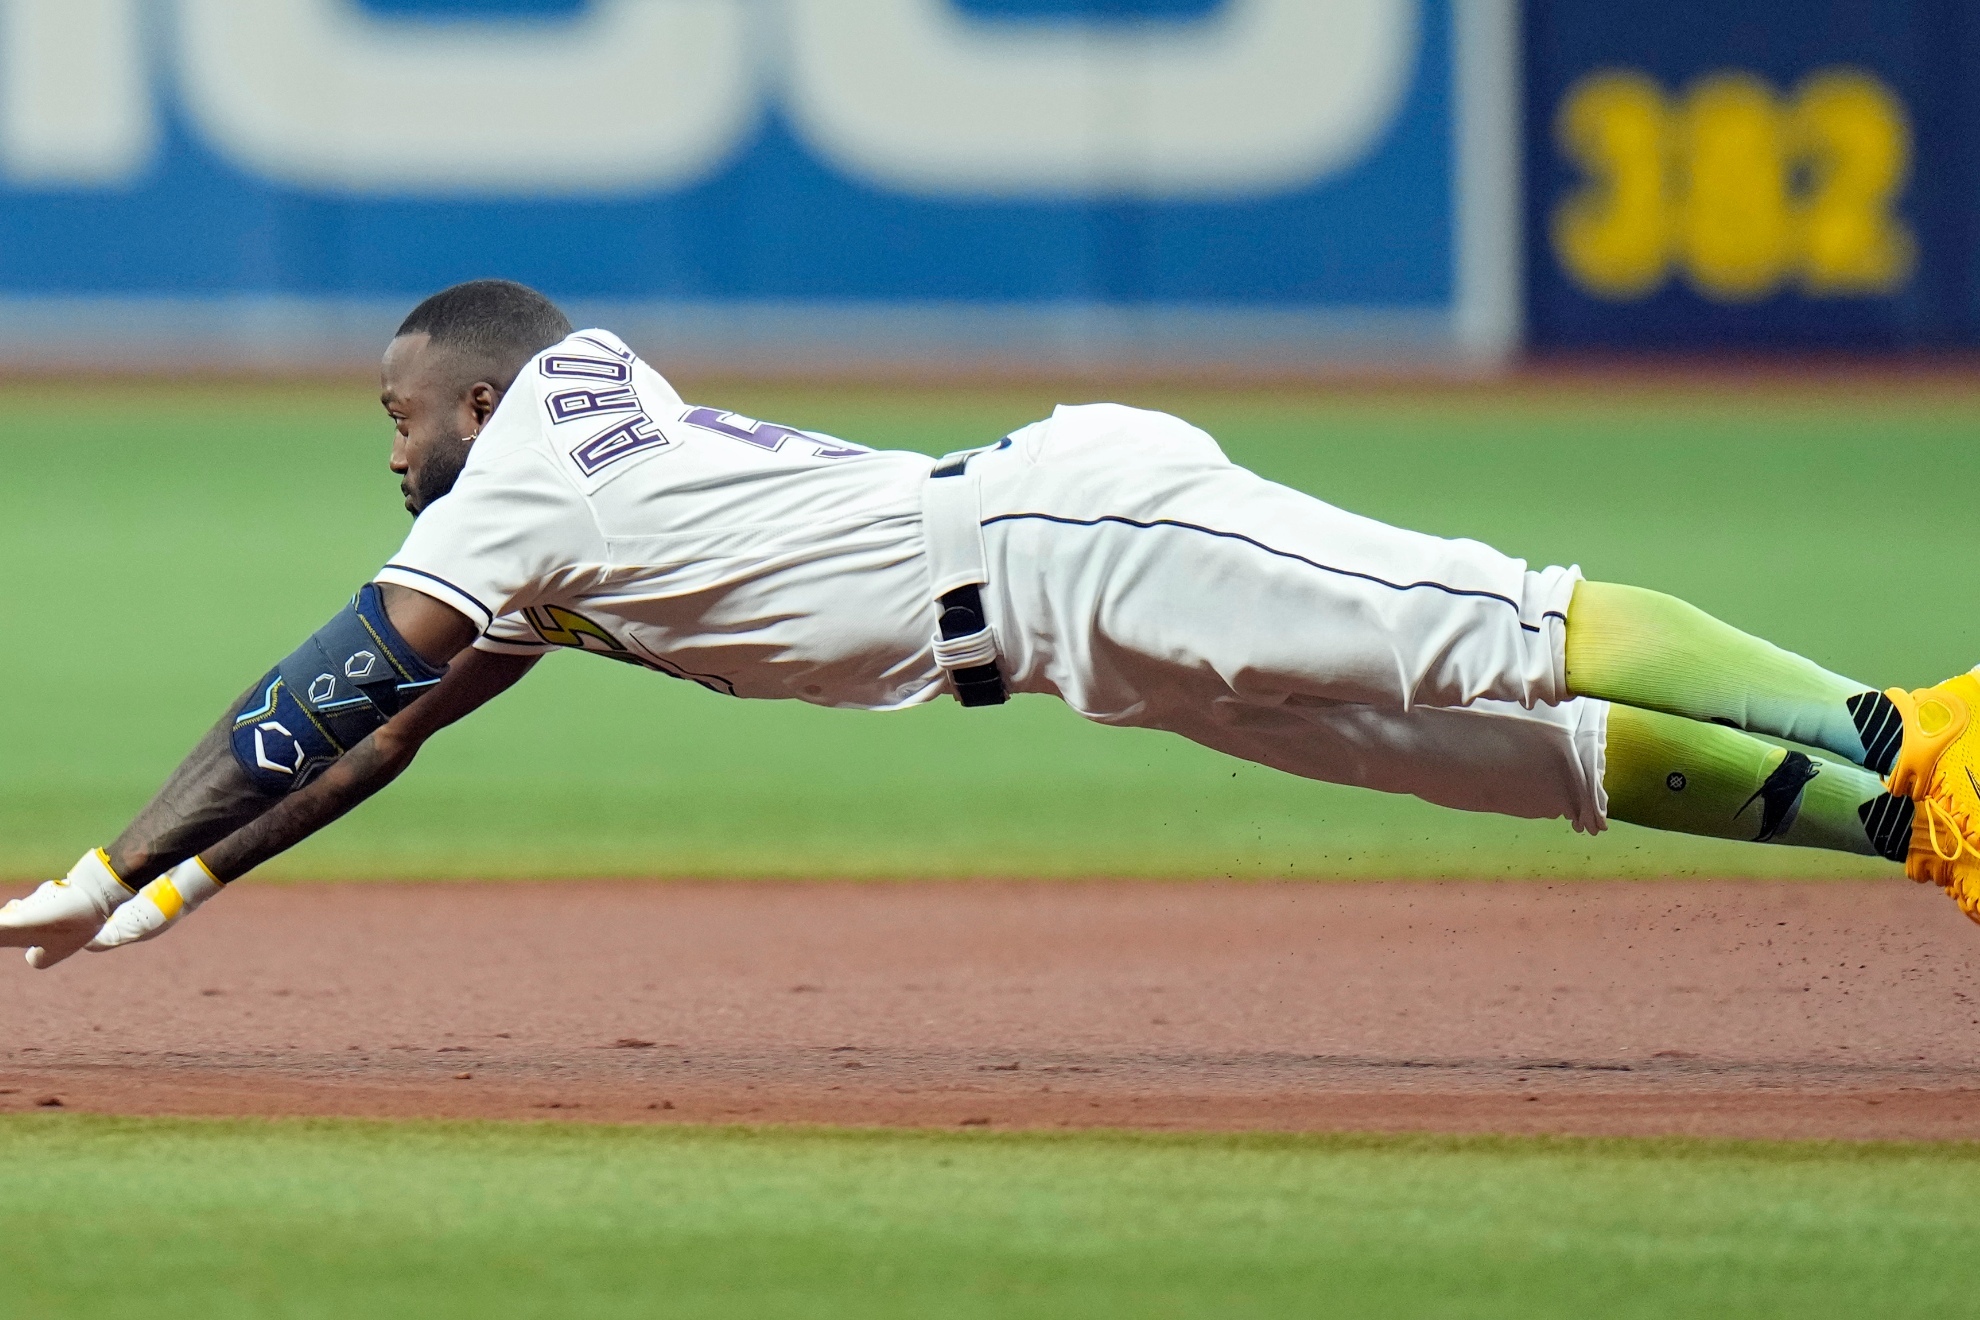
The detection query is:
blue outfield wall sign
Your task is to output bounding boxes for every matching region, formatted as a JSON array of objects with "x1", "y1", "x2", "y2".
[
  {"x1": 1525, "y1": 0, "x2": 1980, "y2": 350},
  {"x1": 0, "y1": 0, "x2": 1518, "y2": 369}
]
